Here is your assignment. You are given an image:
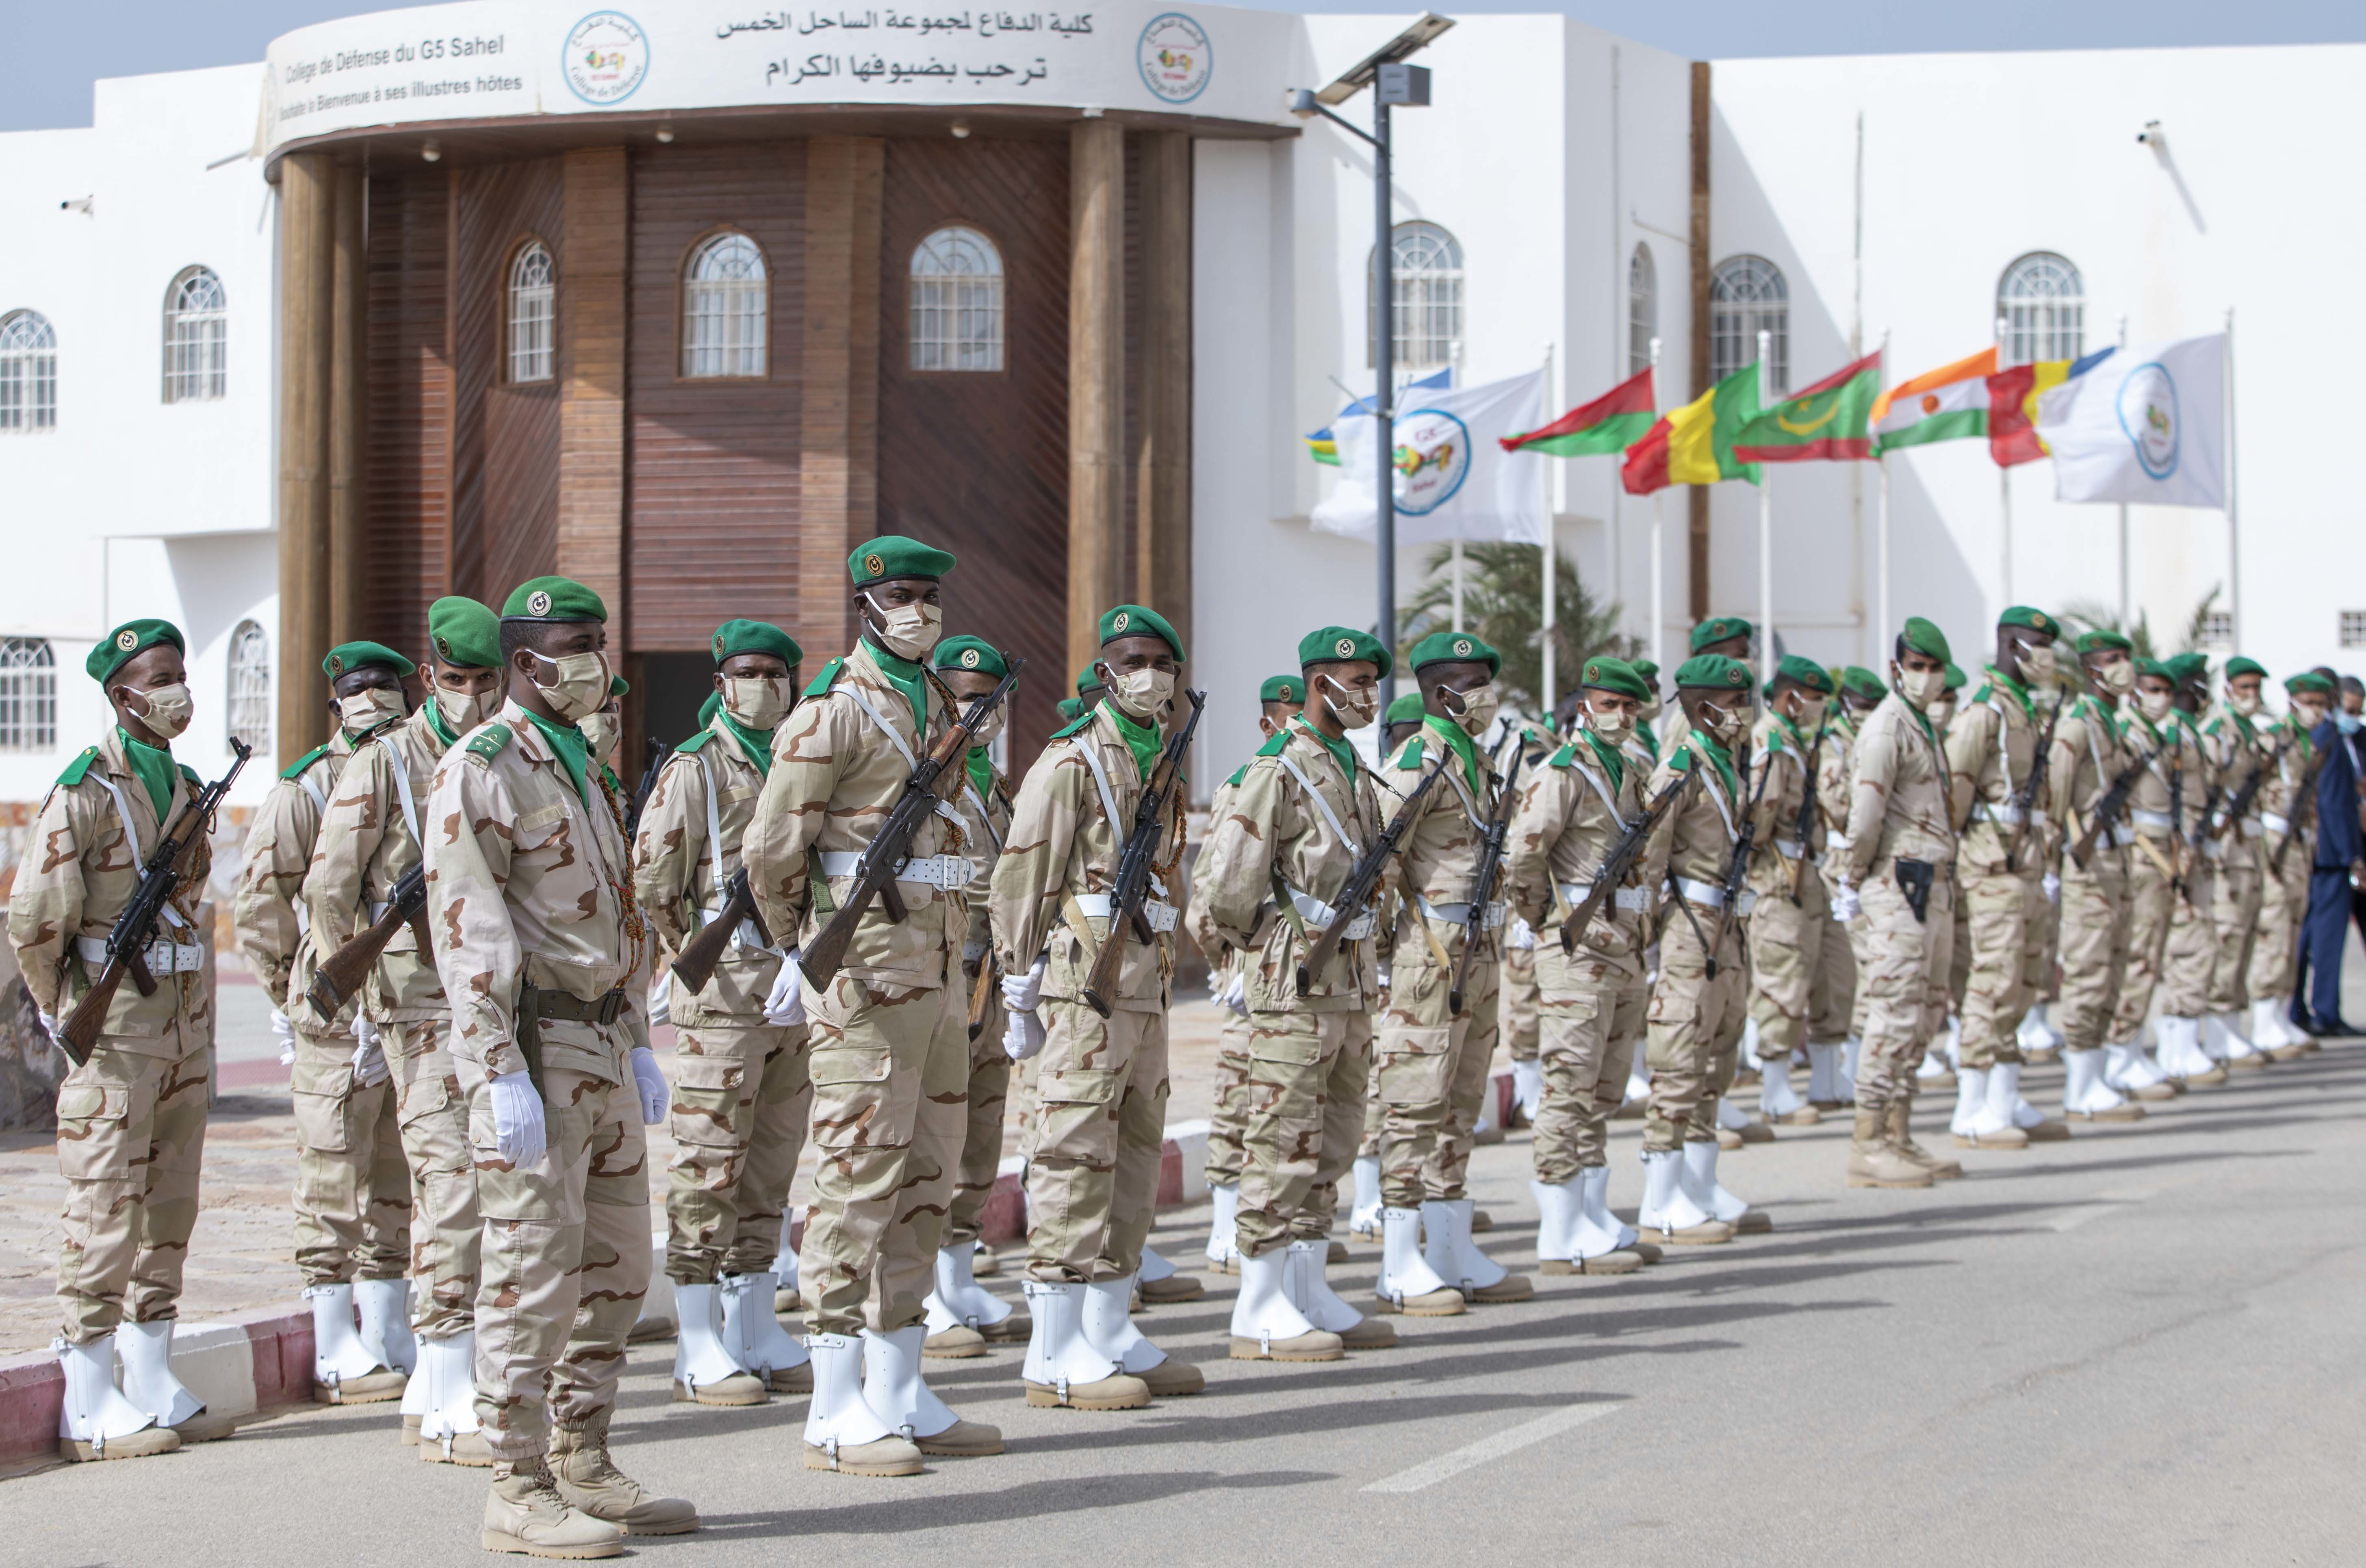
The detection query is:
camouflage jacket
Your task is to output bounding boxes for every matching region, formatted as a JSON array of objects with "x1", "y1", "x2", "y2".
[
  {"x1": 952, "y1": 756, "x2": 1014, "y2": 974},
  {"x1": 1743, "y1": 711, "x2": 1822, "y2": 896},
  {"x1": 11, "y1": 727, "x2": 214, "y2": 1047},
  {"x1": 633, "y1": 714, "x2": 785, "y2": 1025},
  {"x1": 2047, "y1": 695, "x2": 2134, "y2": 868},
  {"x1": 1639, "y1": 731, "x2": 1736, "y2": 907},
  {"x1": 1380, "y1": 717, "x2": 1510, "y2": 968},
  {"x1": 2198, "y1": 703, "x2": 2271, "y2": 850},
  {"x1": 2255, "y1": 714, "x2": 2316, "y2": 838},
  {"x1": 1944, "y1": 670, "x2": 2059, "y2": 877},
  {"x1": 1841, "y1": 693, "x2": 1956, "y2": 881},
  {"x1": 305, "y1": 705, "x2": 452, "y2": 1026},
  {"x1": 742, "y1": 640, "x2": 966, "y2": 989},
  {"x1": 234, "y1": 729, "x2": 362, "y2": 1024},
  {"x1": 1193, "y1": 718, "x2": 1385, "y2": 1014},
  {"x1": 2118, "y1": 707, "x2": 2203, "y2": 846},
  {"x1": 991, "y1": 701, "x2": 1184, "y2": 1013},
  {"x1": 1506, "y1": 729, "x2": 1648, "y2": 962},
  {"x1": 425, "y1": 699, "x2": 650, "y2": 1084}
]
